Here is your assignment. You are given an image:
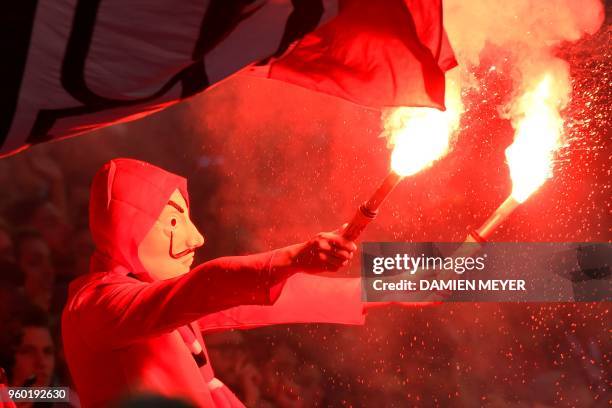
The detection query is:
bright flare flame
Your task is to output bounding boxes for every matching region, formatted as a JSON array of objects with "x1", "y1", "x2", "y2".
[
  {"x1": 505, "y1": 74, "x2": 565, "y2": 203},
  {"x1": 382, "y1": 72, "x2": 463, "y2": 176}
]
